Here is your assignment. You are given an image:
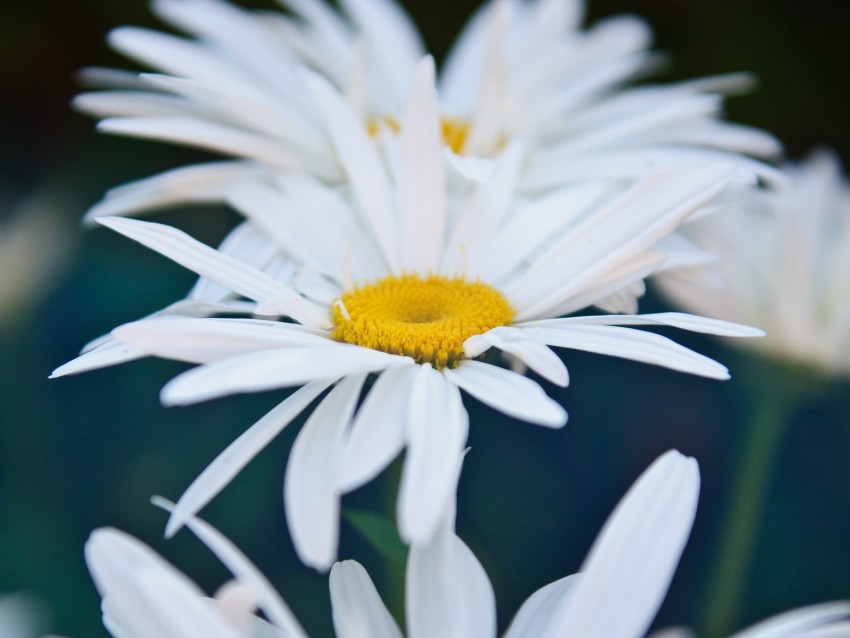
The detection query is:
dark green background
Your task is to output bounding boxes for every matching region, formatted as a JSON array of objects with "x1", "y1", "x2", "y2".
[{"x1": 1, "y1": 1, "x2": 849, "y2": 636}]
